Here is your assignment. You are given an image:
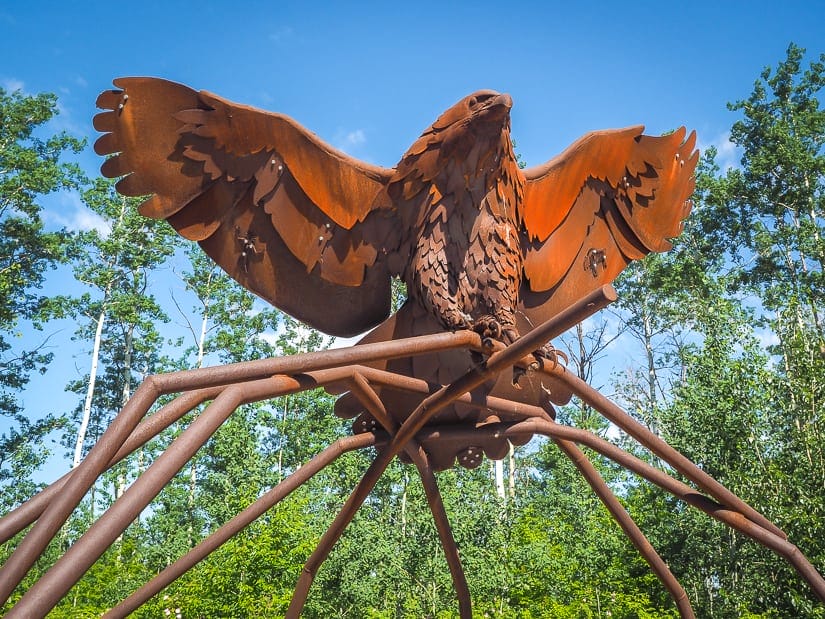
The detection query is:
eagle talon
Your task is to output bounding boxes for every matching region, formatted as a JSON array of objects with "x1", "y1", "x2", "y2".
[
  {"x1": 532, "y1": 344, "x2": 568, "y2": 371},
  {"x1": 472, "y1": 316, "x2": 503, "y2": 341},
  {"x1": 502, "y1": 327, "x2": 519, "y2": 344}
]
